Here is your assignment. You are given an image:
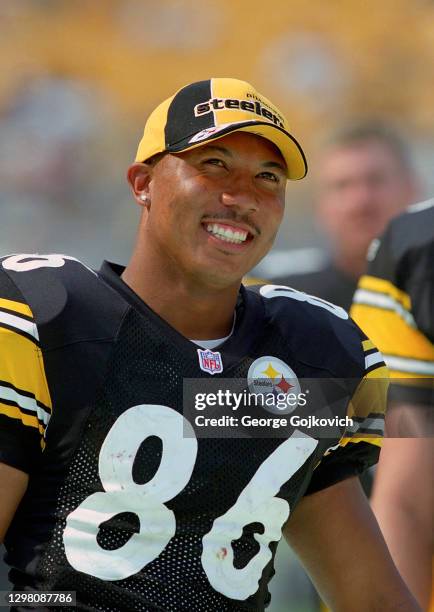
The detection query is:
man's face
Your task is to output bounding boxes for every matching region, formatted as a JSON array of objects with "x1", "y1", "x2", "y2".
[
  {"x1": 317, "y1": 140, "x2": 417, "y2": 261},
  {"x1": 139, "y1": 132, "x2": 287, "y2": 287}
]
